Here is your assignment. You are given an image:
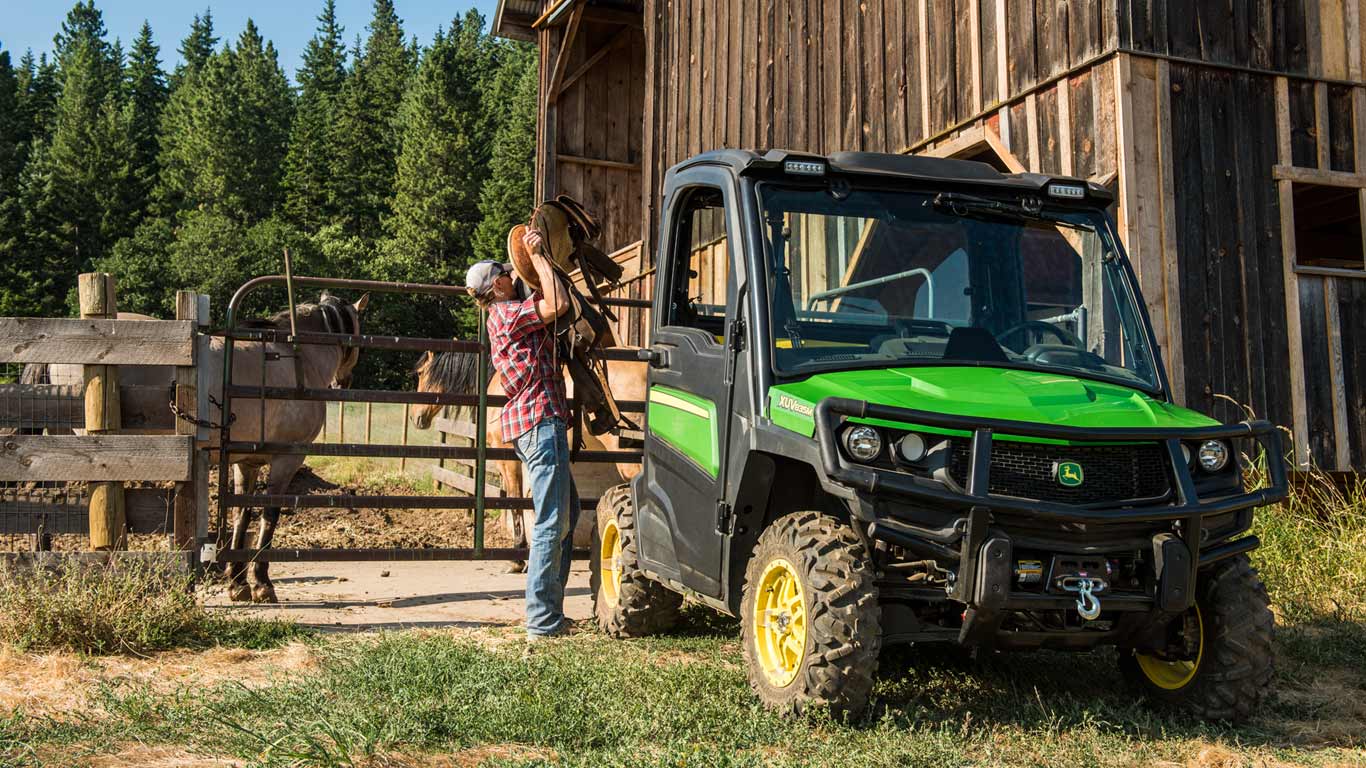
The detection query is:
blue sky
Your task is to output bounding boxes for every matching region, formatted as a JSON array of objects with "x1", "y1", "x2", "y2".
[{"x1": 2, "y1": 0, "x2": 501, "y2": 79}]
